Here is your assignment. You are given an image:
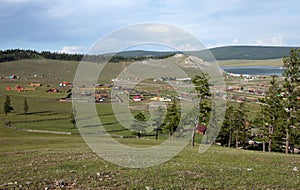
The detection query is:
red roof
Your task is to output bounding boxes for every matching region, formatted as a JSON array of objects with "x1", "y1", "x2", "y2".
[{"x1": 196, "y1": 124, "x2": 207, "y2": 135}]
